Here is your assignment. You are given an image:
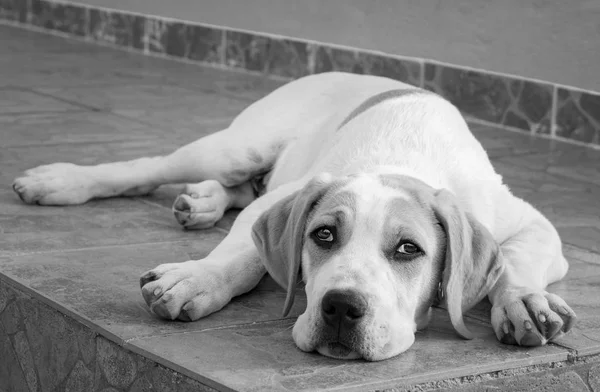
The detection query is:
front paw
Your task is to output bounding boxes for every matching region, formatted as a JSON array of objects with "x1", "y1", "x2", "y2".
[
  {"x1": 491, "y1": 291, "x2": 576, "y2": 346},
  {"x1": 139, "y1": 261, "x2": 232, "y2": 321}
]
